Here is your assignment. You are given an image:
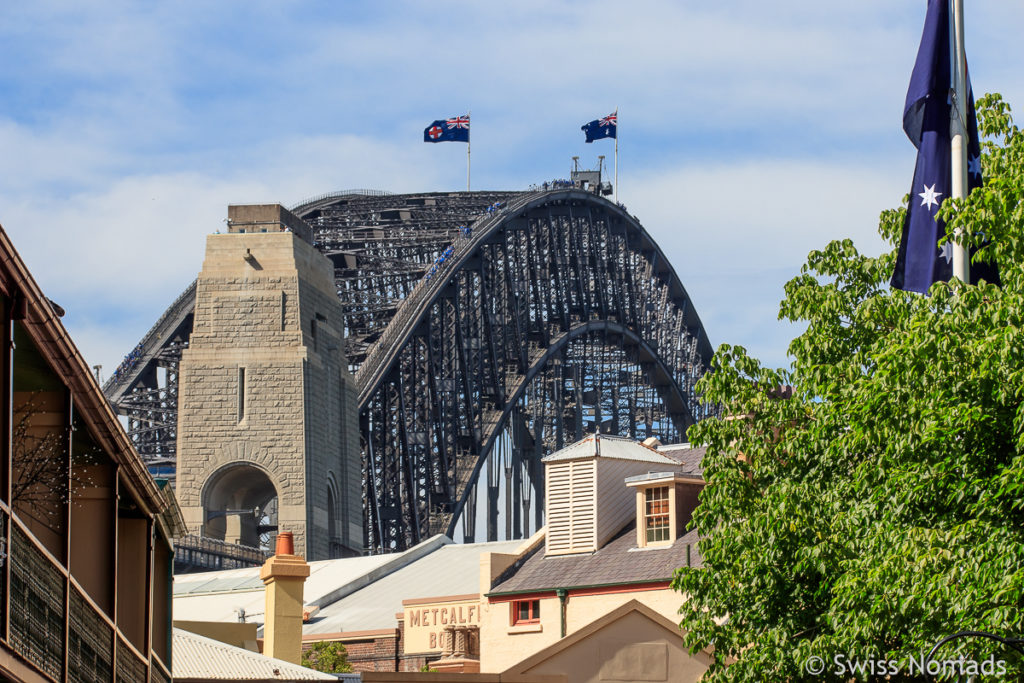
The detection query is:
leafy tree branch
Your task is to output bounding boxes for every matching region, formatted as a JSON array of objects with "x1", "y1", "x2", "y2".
[{"x1": 674, "y1": 95, "x2": 1024, "y2": 681}]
